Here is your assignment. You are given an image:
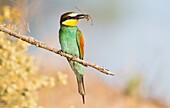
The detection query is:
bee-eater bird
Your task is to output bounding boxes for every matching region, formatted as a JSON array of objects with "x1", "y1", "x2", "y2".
[{"x1": 59, "y1": 12, "x2": 89, "y2": 104}]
